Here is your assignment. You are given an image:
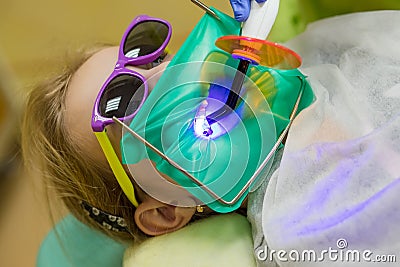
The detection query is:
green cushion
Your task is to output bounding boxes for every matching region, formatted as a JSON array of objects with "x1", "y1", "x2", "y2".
[{"x1": 37, "y1": 215, "x2": 127, "y2": 267}]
